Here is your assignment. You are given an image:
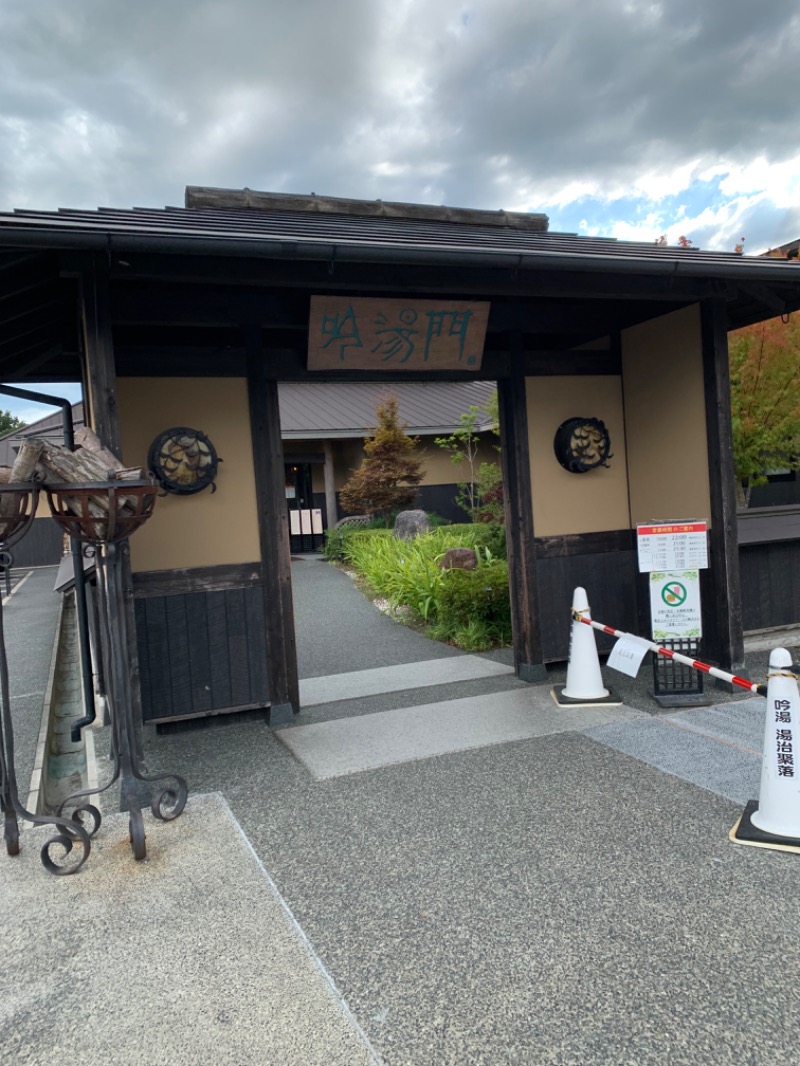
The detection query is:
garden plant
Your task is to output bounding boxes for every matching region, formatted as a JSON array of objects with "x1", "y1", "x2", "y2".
[{"x1": 324, "y1": 523, "x2": 510, "y2": 651}]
